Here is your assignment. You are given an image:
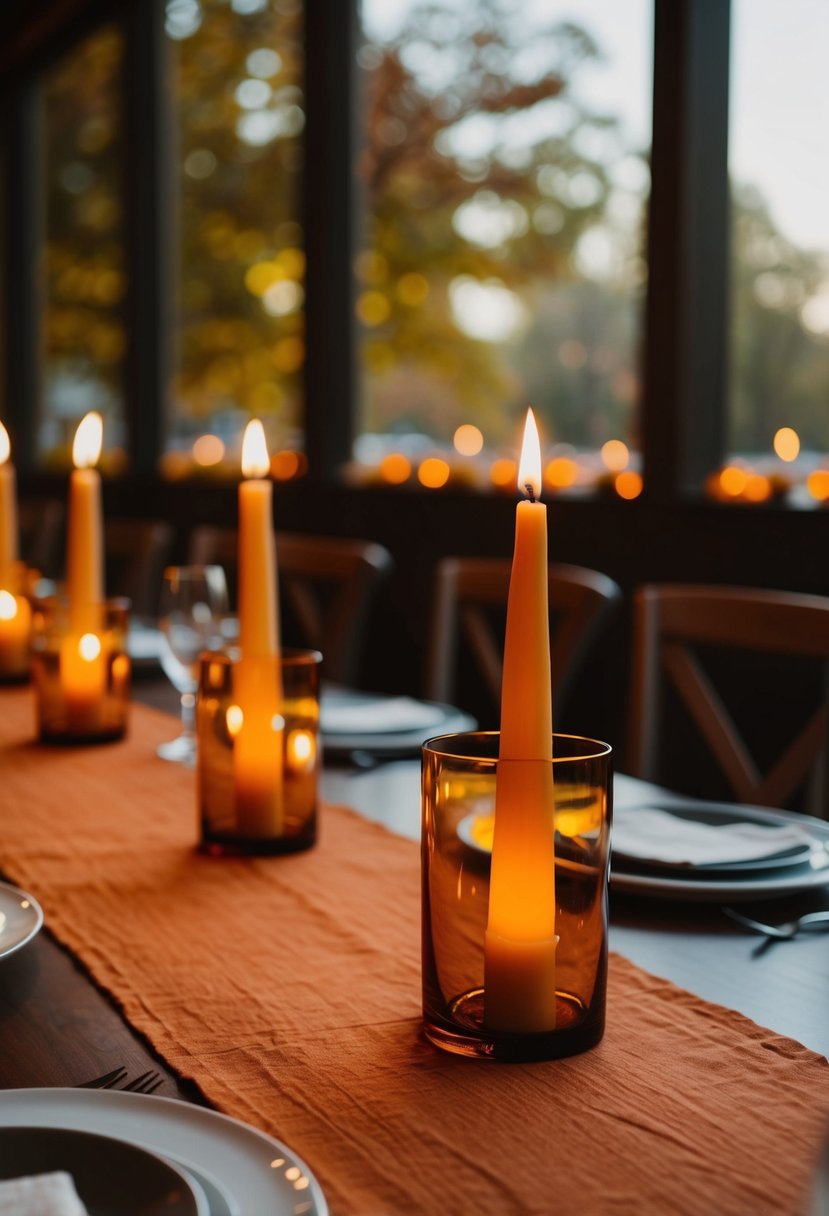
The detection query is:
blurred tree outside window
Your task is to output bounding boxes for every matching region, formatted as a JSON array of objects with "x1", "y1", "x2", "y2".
[
  {"x1": 726, "y1": 0, "x2": 829, "y2": 507},
  {"x1": 41, "y1": 24, "x2": 126, "y2": 473},
  {"x1": 164, "y1": 0, "x2": 305, "y2": 480},
  {"x1": 354, "y1": 0, "x2": 652, "y2": 494}
]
